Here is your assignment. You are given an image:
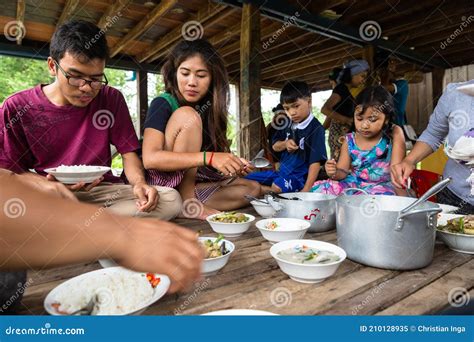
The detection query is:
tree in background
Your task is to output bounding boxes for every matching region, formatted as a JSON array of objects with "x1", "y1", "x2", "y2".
[{"x1": 0, "y1": 56, "x2": 127, "y2": 103}]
